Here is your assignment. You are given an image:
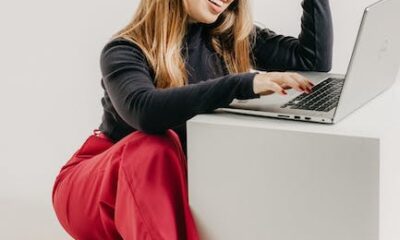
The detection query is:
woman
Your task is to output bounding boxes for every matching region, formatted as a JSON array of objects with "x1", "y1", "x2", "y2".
[{"x1": 52, "y1": 0, "x2": 333, "y2": 239}]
